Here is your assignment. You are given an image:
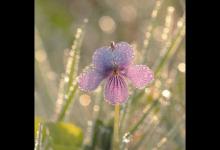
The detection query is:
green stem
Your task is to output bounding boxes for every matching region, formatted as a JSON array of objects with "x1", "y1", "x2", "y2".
[{"x1": 113, "y1": 104, "x2": 120, "y2": 150}]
